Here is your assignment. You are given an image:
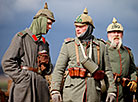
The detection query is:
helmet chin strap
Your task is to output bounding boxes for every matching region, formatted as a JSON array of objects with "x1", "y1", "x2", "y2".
[{"x1": 76, "y1": 24, "x2": 93, "y2": 41}]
